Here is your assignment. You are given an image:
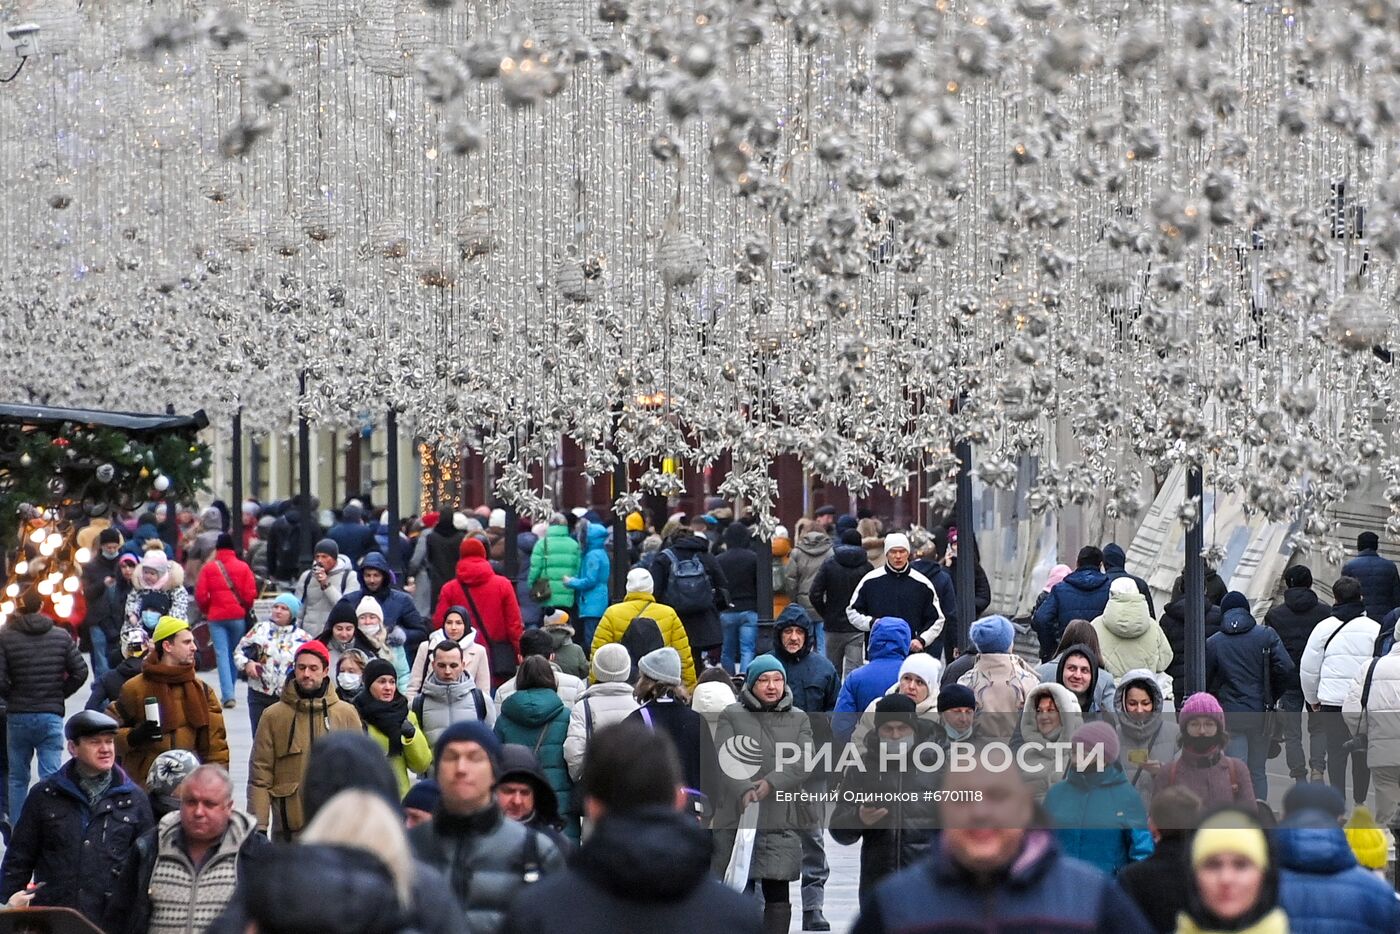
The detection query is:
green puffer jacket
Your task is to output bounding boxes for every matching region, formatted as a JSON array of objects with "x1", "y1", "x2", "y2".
[
  {"x1": 494, "y1": 687, "x2": 575, "y2": 825},
  {"x1": 527, "y1": 526, "x2": 582, "y2": 610}
]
